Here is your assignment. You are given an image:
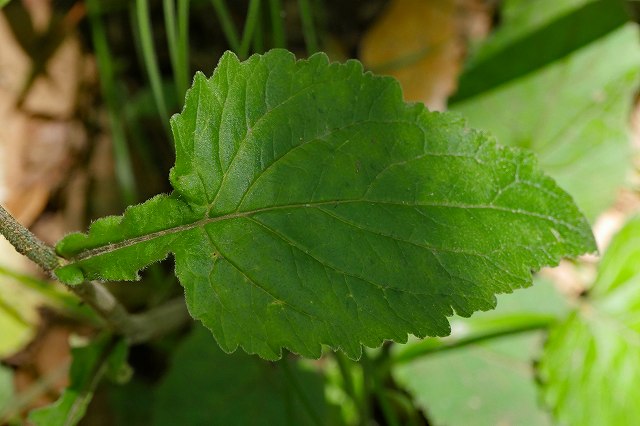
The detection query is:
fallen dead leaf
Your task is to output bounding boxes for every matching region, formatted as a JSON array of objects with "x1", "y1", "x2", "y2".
[{"x1": 360, "y1": 0, "x2": 492, "y2": 110}]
